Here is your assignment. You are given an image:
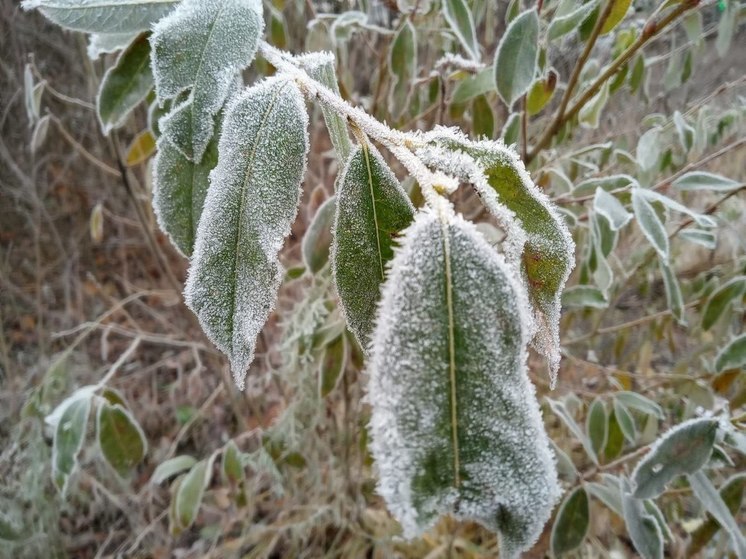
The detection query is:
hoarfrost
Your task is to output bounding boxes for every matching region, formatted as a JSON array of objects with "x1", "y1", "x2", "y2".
[
  {"x1": 368, "y1": 211, "x2": 559, "y2": 558},
  {"x1": 184, "y1": 77, "x2": 309, "y2": 390},
  {"x1": 151, "y1": 0, "x2": 264, "y2": 162}
]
